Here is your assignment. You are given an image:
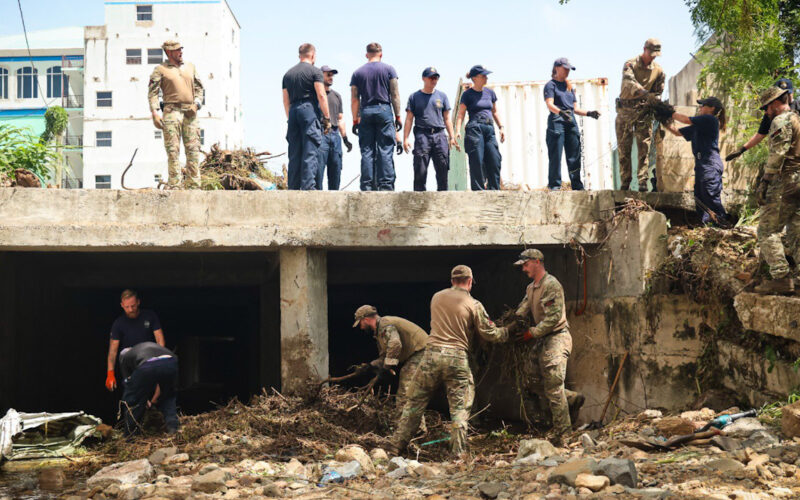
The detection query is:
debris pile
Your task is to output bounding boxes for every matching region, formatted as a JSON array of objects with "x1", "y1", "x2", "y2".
[{"x1": 200, "y1": 143, "x2": 287, "y2": 191}]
